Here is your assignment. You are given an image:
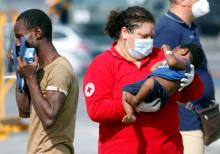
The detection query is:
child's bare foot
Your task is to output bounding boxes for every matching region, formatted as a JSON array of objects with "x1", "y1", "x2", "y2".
[{"x1": 122, "y1": 115, "x2": 136, "y2": 123}]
